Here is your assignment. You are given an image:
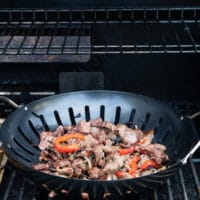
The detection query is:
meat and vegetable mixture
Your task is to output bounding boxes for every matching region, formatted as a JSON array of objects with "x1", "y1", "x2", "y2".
[{"x1": 33, "y1": 118, "x2": 169, "y2": 180}]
